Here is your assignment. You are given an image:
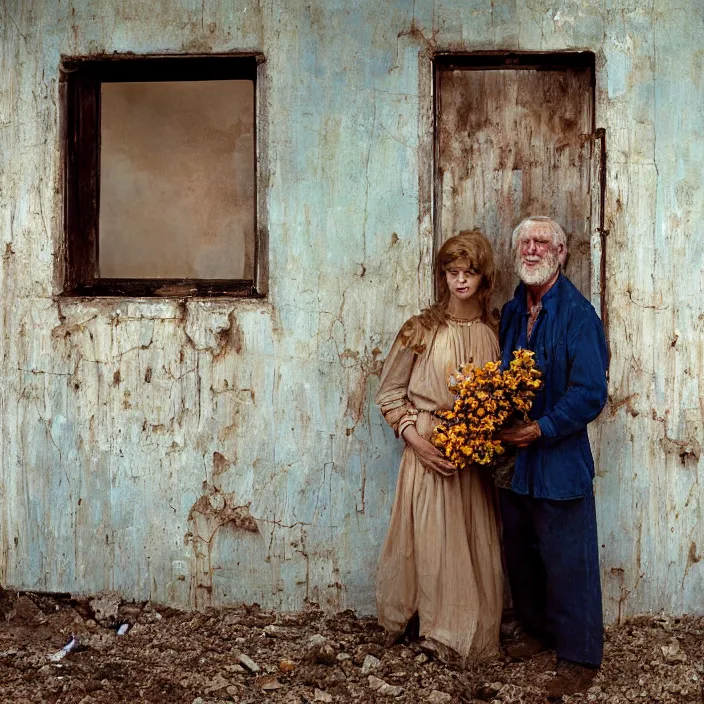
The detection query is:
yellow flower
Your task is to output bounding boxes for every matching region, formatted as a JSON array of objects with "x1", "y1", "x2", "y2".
[{"x1": 431, "y1": 350, "x2": 543, "y2": 469}]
